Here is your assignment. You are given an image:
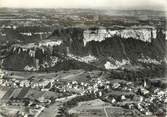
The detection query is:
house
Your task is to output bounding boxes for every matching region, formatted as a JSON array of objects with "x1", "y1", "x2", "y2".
[{"x1": 0, "y1": 69, "x2": 5, "y2": 79}]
